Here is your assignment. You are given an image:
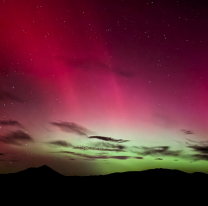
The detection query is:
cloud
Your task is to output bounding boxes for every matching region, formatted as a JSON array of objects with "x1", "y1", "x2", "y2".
[
  {"x1": 45, "y1": 138, "x2": 127, "y2": 152},
  {"x1": 88, "y1": 136, "x2": 129, "y2": 143},
  {"x1": 109, "y1": 156, "x2": 130, "y2": 160},
  {"x1": 55, "y1": 56, "x2": 134, "y2": 77},
  {"x1": 96, "y1": 152, "x2": 108, "y2": 155},
  {"x1": 56, "y1": 56, "x2": 110, "y2": 71},
  {"x1": 173, "y1": 140, "x2": 182, "y2": 144},
  {"x1": 45, "y1": 140, "x2": 124, "y2": 152},
  {"x1": 0, "y1": 130, "x2": 34, "y2": 146},
  {"x1": 92, "y1": 142, "x2": 126, "y2": 150},
  {"x1": 134, "y1": 157, "x2": 143, "y2": 159},
  {"x1": 50, "y1": 121, "x2": 93, "y2": 136},
  {"x1": 187, "y1": 145, "x2": 208, "y2": 154},
  {"x1": 0, "y1": 119, "x2": 24, "y2": 128},
  {"x1": 114, "y1": 69, "x2": 134, "y2": 77},
  {"x1": 0, "y1": 91, "x2": 24, "y2": 103},
  {"x1": 67, "y1": 158, "x2": 75, "y2": 161},
  {"x1": 184, "y1": 141, "x2": 208, "y2": 161},
  {"x1": 55, "y1": 151, "x2": 136, "y2": 160},
  {"x1": 181, "y1": 129, "x2": 194, "y2": 134},
  {"x1": 186, "y1": 138, "x2": 208, "y2": 145},
  {"x1": 46, "y1": 140, "x2": 73, "y2": 147},
  {"x1": 185, "y1": 141, "x2": 193, "y2": 146},
  {"x1": 72, "y1": 146, "x2": 123, "y2": 152},
  {"x1": 131, "y1": 146, "x2": 181, "y2": 157},
  {"x1": 191, "y1": 154, "x2": 208, "y2": 161},
  {"x1": 186, "y1": 139, "x2": 198, "y2": 143},
  {"x1": 0, "y1": 153, "x2": 4, "y2": 155}
]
